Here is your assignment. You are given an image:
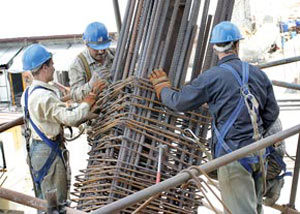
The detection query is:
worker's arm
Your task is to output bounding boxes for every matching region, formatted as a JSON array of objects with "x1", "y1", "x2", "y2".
[
  {"x1": 260, "y1": 75, "x2": 279, "y2": 131},
  {"x1": 68, "y1": 63, "x2": 93, "y2": 102},
  {"x1": 31, "y1": 91, "x2": 91, "y2": 127},
  {"x1": 160, "y1": 72, "x2": 211, "y2": 112},
  {"x1": 60, "y1": 94, "x2": 71, "y2": 102}
]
